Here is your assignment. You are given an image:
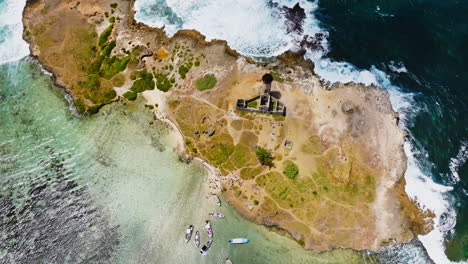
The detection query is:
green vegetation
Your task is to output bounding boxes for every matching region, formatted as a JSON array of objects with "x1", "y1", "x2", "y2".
[
  {"x1": 178, "y1": 64, "x2": 191, "y2": 79},
  {"x1": 168, "y1": 100, "x2": 181, "y2": 108},
  {"x1": 98, "y1": 24, "x2": 113, "y2": 46},
  {"x1": 239, "y1": 166, "x2": 263, "y2": 180},
  {"x1": 247, "y1": 101, "x2": 258, "y2": 108},
  {"x1": 283, "y1": 160, "x2": 299, "y2": 180},
  {"x1": 230, "y1": 144, "x2": 254, "y2": 168},
  {"x1": 154, "y1": 72, "x2": 174, "y2": 92},
  {"x1": 253, "y1": 200, "x2": 259, "y2": 205},
  {"x1": 205, "y1": 143, "x2": 235, "y2": 166},
  {"x1": 123, "y1": 91, "x2": 137, "y2": 101},
  {"x1": 256, "y1": 147, "x2": 274, "y2": 167},
  {"x1": 110, "y1": 3, "x2": 118, "y2": 8},
  {"x1": 111, "y1": 74, "x2": 125, "y2": 87},
  {"x1": 270, "y1": 72, "x2": 285, "y2": 83},
  {"x1": 195, "y1": 74, "x2": 217, "y2": 91},
  {"x1": 74, "y1": 98, "x2": 86, "y2": 113},
  {"x1": 109, "y1": 17, "x2": 115, "y2": 24},
  {"x1": 130, "y1": 71, "x2": 154, "y2": 93}
]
